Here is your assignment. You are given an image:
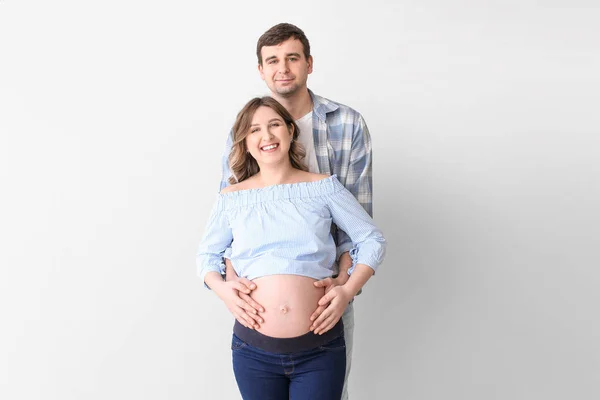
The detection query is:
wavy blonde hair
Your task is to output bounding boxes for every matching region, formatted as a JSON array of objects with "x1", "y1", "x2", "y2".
[{"x1": 228, "y1": 97, "x2": 308, "y2": 185}]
